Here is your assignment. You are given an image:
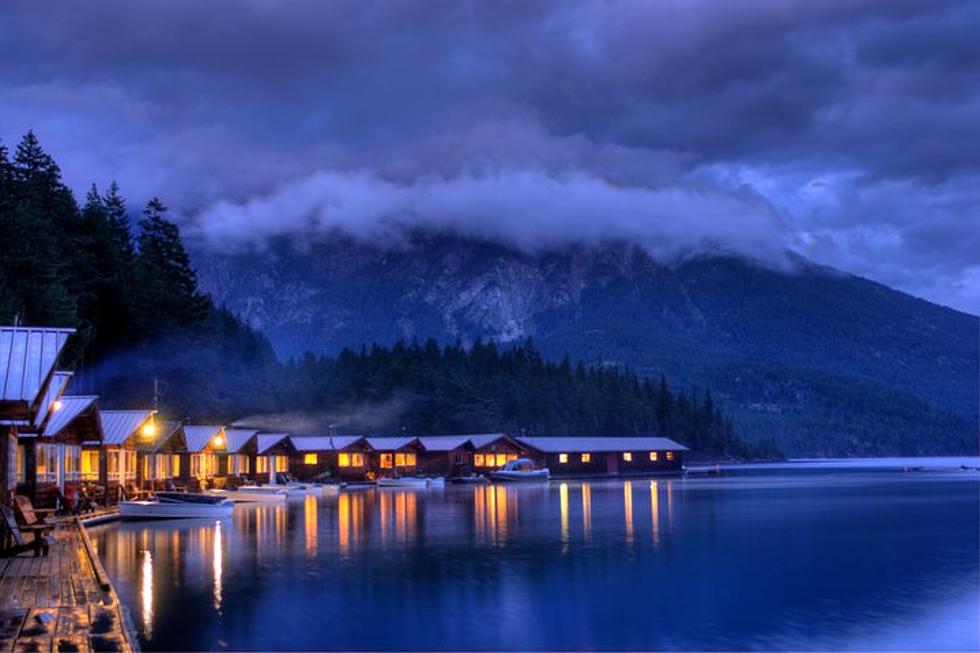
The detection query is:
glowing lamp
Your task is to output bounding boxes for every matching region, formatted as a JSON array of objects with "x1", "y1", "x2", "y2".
[
  {"x1": 213, "y1": 435, "x2": 225, "y2": 448},
  {"x1": 51, "y1": 399, "x2": 63, "y2": 412},
  {"x1": 140, "y1": 421, "x2": 157, "y2": 439}
]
